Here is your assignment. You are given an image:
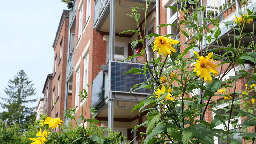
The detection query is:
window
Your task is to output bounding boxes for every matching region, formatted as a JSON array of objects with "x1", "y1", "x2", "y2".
[
  {"x1": 167, "y1": 1, "x2": 179, "y2": 39},
  {"x1": 86, "y1": 0, "x2": 91, "y2": 22},
  {"x1": 68, "y1": 82, "x2": 72, "y2": 93},
  {"x1": 106, "y1": 42, "x2": 128, "y2": 62},
  {"x1": 69, "y1": 33, "x2": 75, "y2": 56},
  {"x1": 83, "y1": 53, "x2": 89, "y2": 94},
  {"x1": 75, "y1": 68, "x2": 80, "y2": 107},
  {"x1": 60, "y1": 38, "x2": 63, "y2": 61},
  {"x1": 58, "y1": 75, "x2": 61, "y2": 96},
  {"x1": 54, "y1": 55, "x2": 57, "y2": 74},
  {"x1": 53, "y1": 87, "x2": 55, "y2": 105},
  {"x1": 146, "y1": 24, "x2": 154, "y2": 62},
  {"x1": 78, "y1": 3, "x2": 84, "y2": 38}
]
